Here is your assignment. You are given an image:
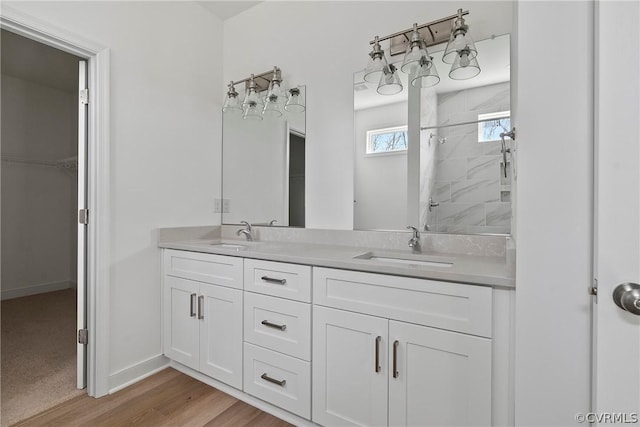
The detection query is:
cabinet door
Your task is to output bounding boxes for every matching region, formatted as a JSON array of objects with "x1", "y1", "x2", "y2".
[
  {"x1": 388, "y1": 320, "x2": 492, "y2": 427},
  {"x1": 163, "y1": 276, "x2": 199, "y2": 370},
  {"x1": 199, "y1": 283, "x2": 243, "y2": 389},
  {"x1": 313, "y1": 306, "x2": 388, "y2": 427}
]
